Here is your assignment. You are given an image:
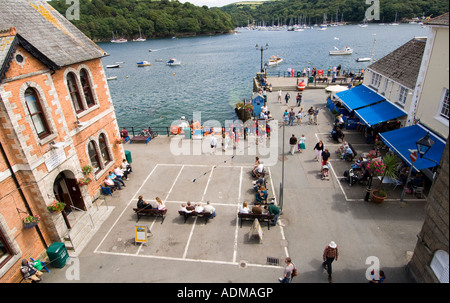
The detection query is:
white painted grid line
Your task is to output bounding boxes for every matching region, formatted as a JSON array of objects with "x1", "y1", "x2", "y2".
[{"x1": 94, "y1": 164, "x2": 160, "y2": 254}]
